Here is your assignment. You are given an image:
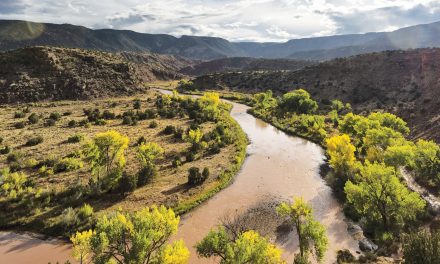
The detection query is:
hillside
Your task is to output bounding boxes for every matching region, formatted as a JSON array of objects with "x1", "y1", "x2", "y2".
[
  {"x1": 190, "y1": 48, "x2": 440, "y2": 143},
  {"x1": 0, "y1": 46, "x2": 193, "y2": 103},
  {"x1": 179, "y1": 57, "x2": 315, "y2": 76},
  {"x1": 0, "y1": 20, "x2": 246, "y2": 60},
  {"x1": 3, "y1": 19, "x2": 440, "y2": 60}
]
